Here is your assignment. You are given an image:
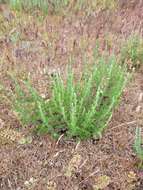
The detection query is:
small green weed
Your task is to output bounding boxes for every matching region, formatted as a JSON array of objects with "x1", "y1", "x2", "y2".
[
  {"x1": 7, "y1": 54, "x2": 128, "y2": 140},
  {"x1": 134, "y1": 127, "x2": 143, "y2": 168},
  {"x1": 120, "y1": 35, "x2": 143, "y2": 70}
]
